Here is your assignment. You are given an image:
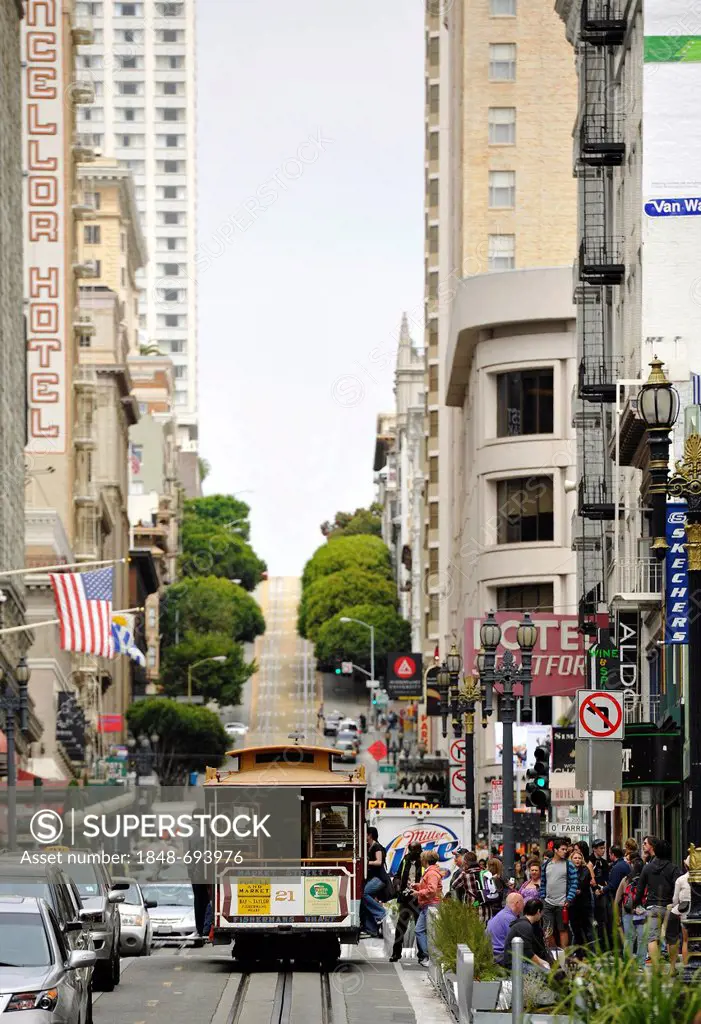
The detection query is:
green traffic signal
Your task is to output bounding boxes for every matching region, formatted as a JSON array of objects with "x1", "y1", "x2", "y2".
[{"x1": 335, "y1": 667, "x2": 342, "y2": 675}]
